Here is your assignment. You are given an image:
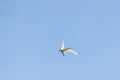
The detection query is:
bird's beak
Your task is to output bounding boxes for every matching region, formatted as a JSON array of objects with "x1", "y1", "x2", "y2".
[{"x1": 62, "y1": 52, "x2": 65, "y2": 56}]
